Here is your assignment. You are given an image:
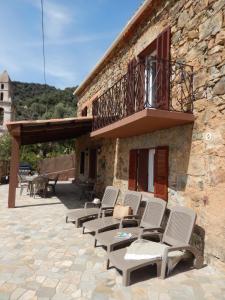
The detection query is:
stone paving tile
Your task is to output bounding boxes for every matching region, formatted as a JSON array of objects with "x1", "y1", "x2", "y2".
[
  {"x1": 0, "y1": 183, "x2": 225, "y2": 300},
  {"x1": 10, "y1": 287, "x2": 27, "y2": 300}
]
